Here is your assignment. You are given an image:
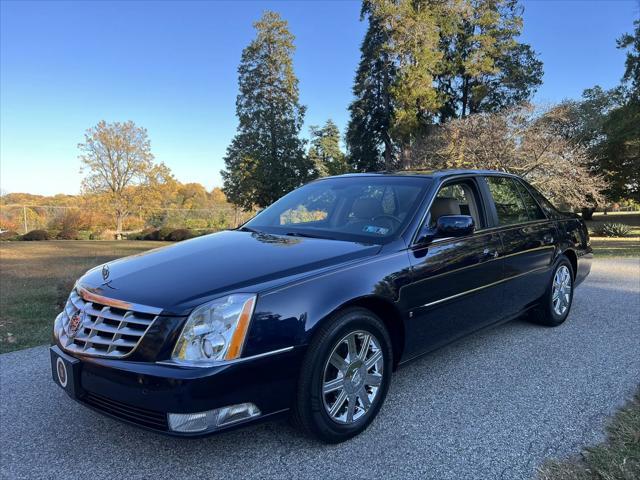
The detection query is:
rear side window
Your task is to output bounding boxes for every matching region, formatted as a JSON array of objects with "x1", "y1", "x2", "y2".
[
  {"x1": 485, "y1": 176, "x2": 529, "y2": 226},
  {"x1": 514, "y1": 180, "x2": 546, "y2": 221},
  {"x1": 522, "y1": 182, "x2": 563, "y2": 219}
]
